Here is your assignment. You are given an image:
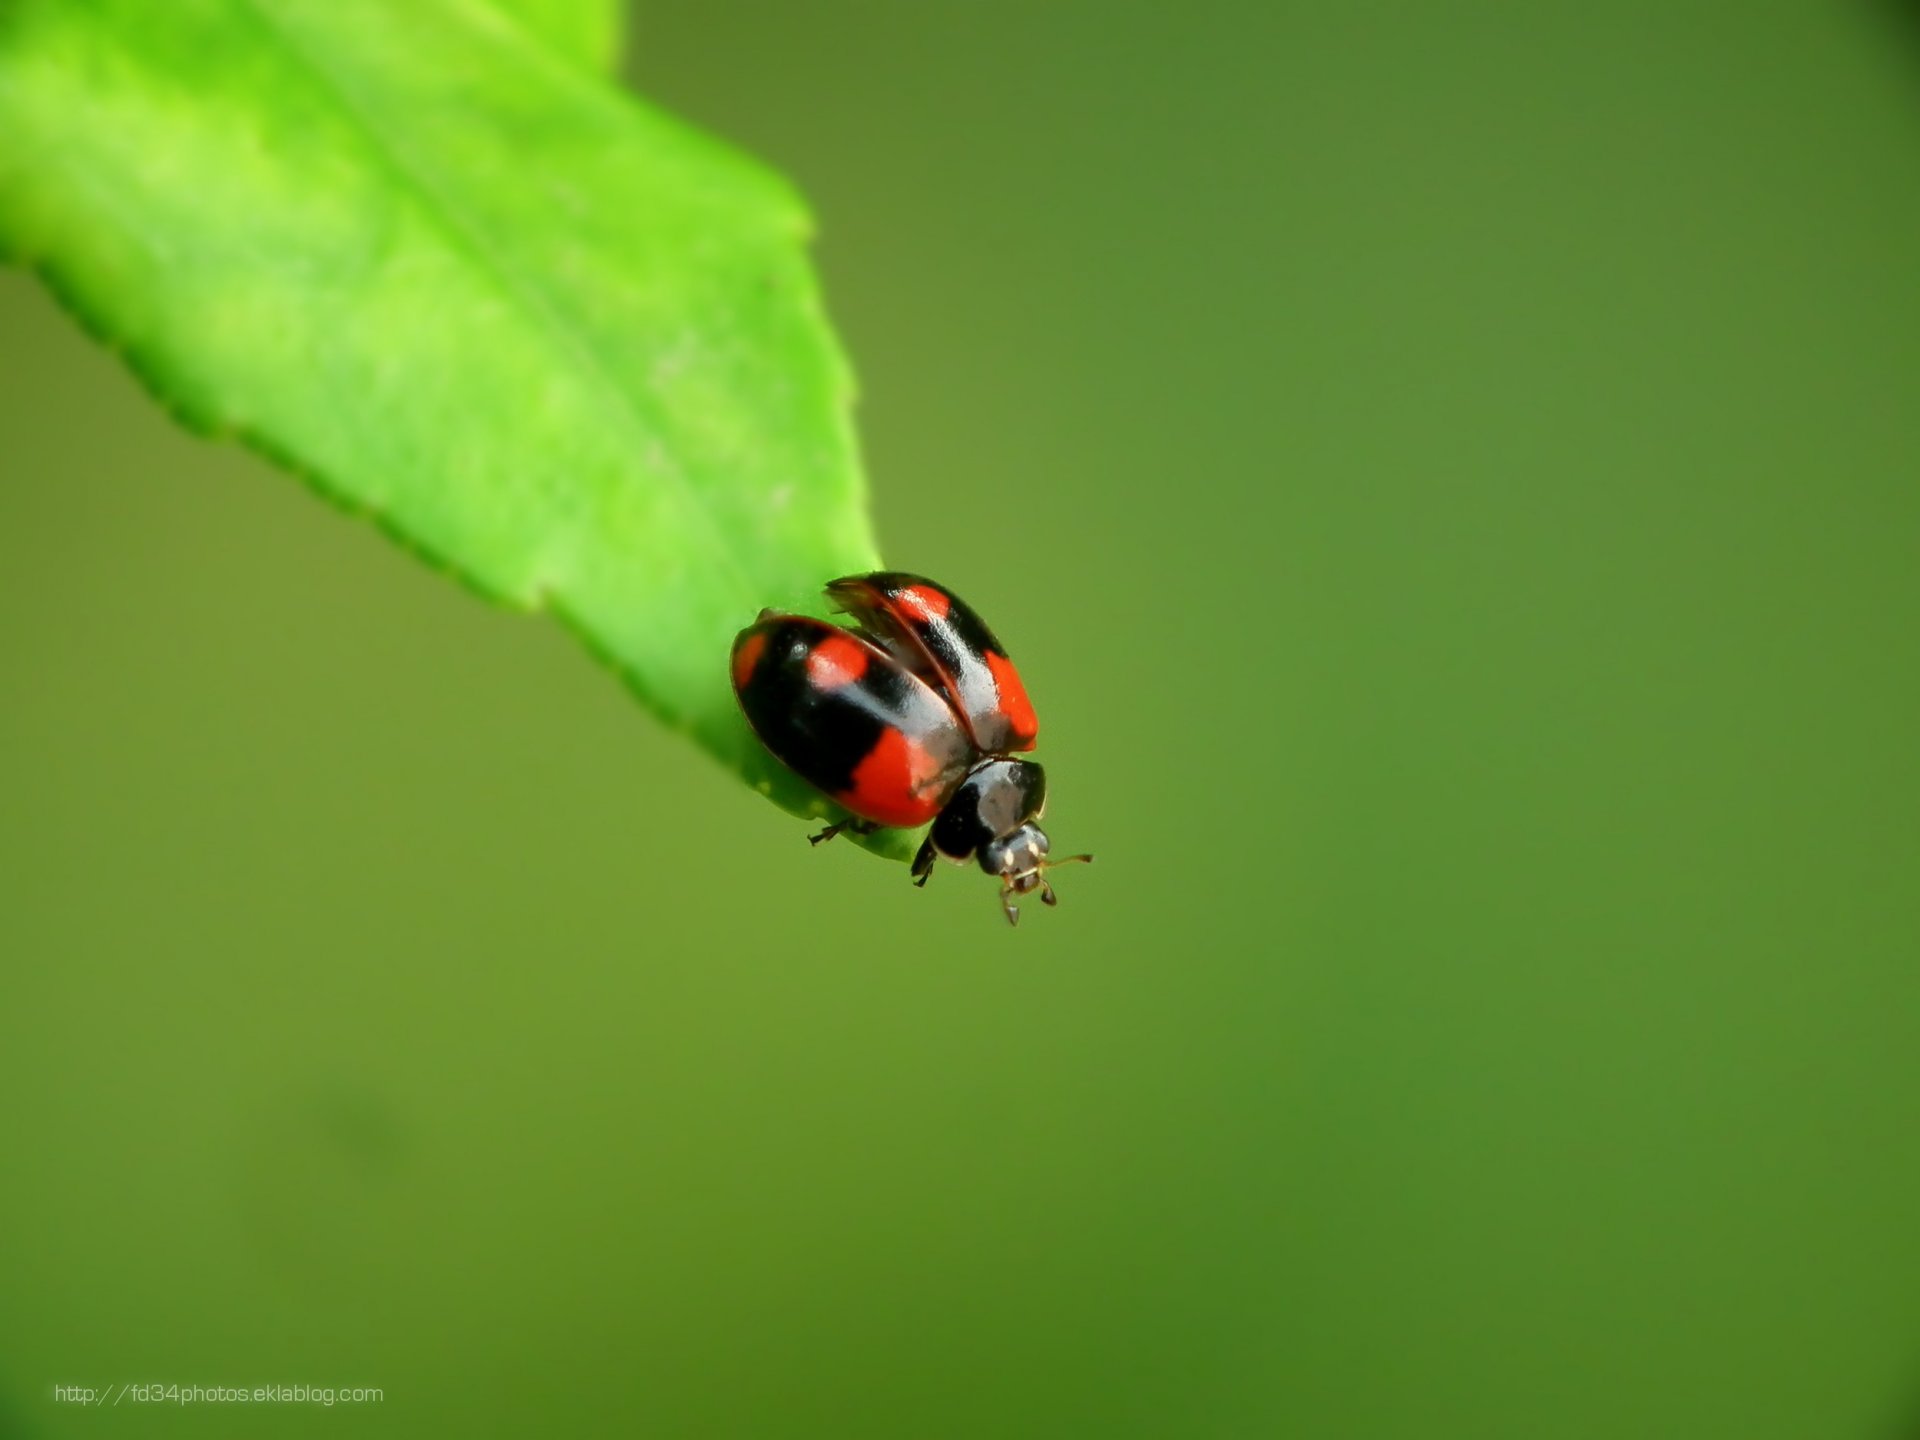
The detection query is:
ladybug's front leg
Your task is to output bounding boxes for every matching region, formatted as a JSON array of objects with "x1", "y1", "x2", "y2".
[
  {"x1": 808, "y1": 816, "x2": 881, "y2": 847},
  {"x1": 911, "y1": 836, "x2": 940, "y2": 888}
]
